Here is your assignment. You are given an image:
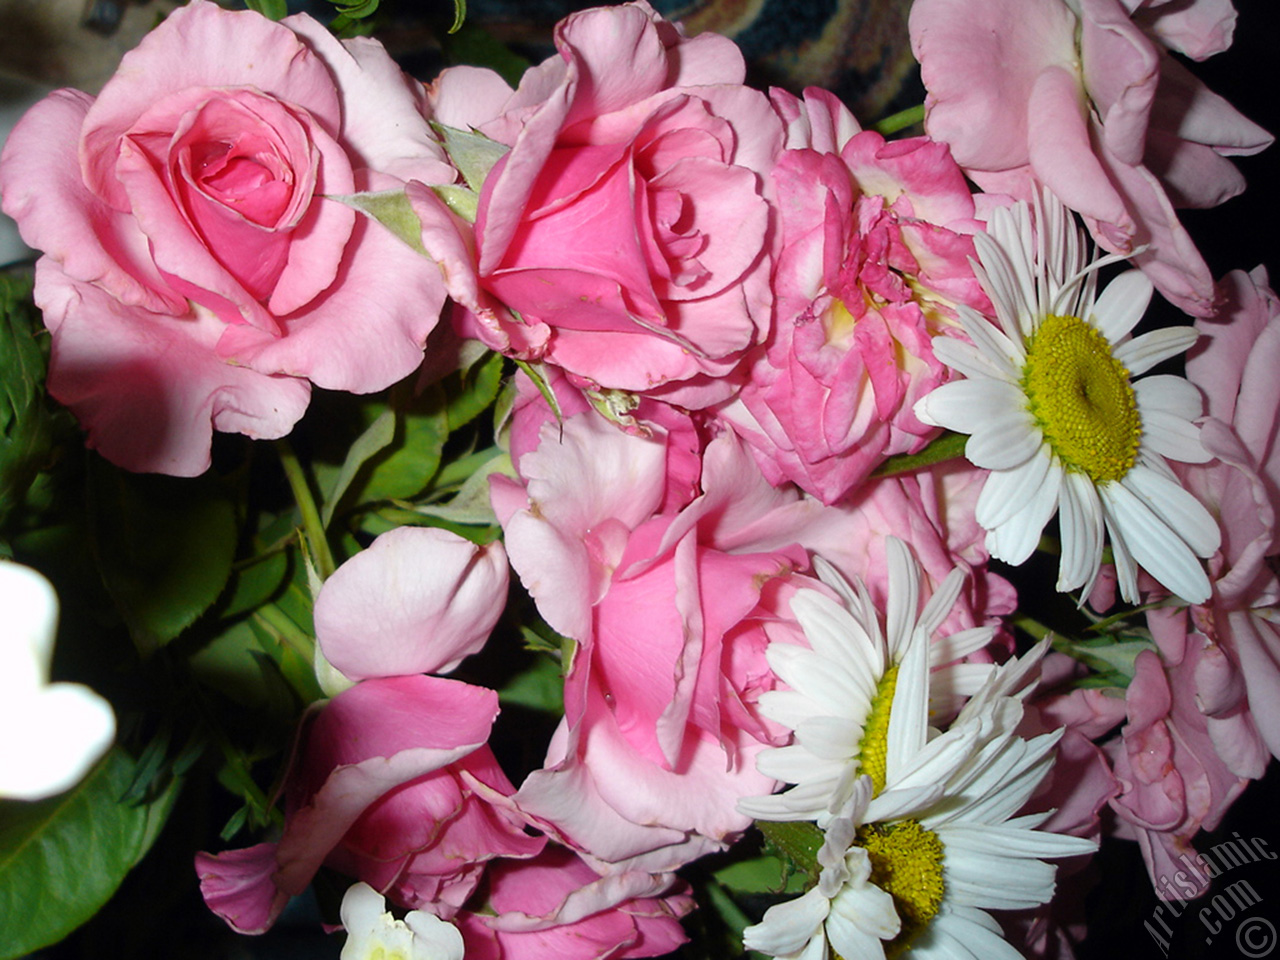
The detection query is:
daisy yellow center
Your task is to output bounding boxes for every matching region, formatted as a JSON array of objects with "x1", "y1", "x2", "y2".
[
  {"x1": 362, "y1": 948, "x2": 408, "y2": 960},
  {"x1": 856, "y1": 819, "x2": 945, "y2": 957},
  {"x1": 856, "y1": 663, "x2": 899, "y2": 796},
  {"x1": 1022, "y1": 313, "x2": 1141, "y2": 483}
]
